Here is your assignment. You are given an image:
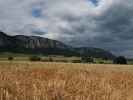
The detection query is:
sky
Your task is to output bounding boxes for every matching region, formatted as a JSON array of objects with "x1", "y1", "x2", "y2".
[{"x1": 0, "y1": 0, "x2": 133, "y2": 57}]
